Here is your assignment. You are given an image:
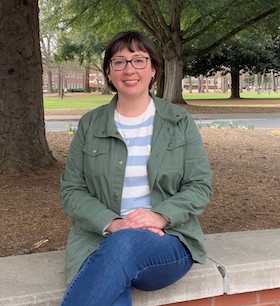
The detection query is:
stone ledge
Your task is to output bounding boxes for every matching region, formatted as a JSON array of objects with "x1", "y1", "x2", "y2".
[
  {"x1": 0, "y1": 253, "x2": 222, "y2": 306},
  {"x1": 0, "y1": 251, "x2": 65, "y2": 306},
  {"x1": 132, "y1": 259, "x2": 223, "y2": 306},
  {"x1": 0, "y1": 229, "x2": 279, "y2": 306},
  {"x1": 205, "y1": 229, "x2": 280, "y2": 295}
]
